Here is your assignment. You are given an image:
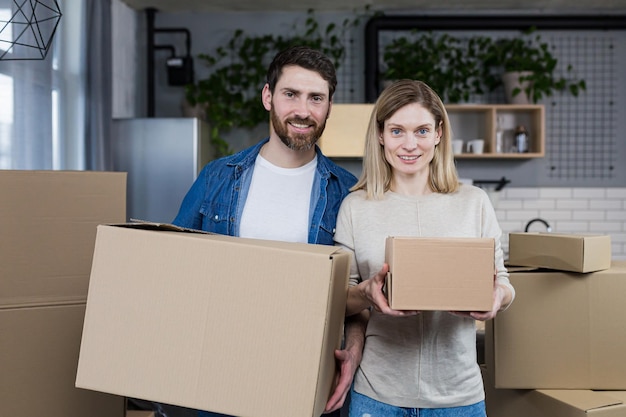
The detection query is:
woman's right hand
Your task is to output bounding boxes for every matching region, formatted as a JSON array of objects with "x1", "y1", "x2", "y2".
[{"x1": 357, "y1": 263, "x2": 419, "y2": 317}]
